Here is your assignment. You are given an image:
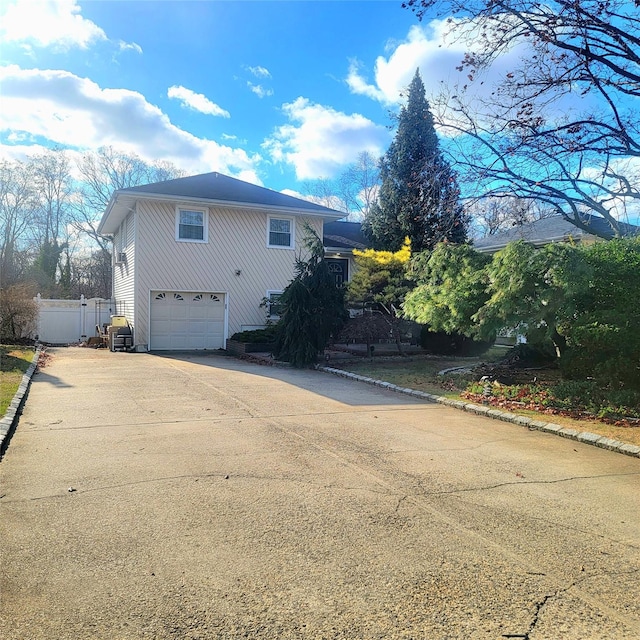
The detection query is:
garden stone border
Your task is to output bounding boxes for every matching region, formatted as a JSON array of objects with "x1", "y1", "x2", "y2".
[
  {"x1": 318, "y1": 365, "x2": 640, "y2": 459},
  {"x1": 0, "y1": 346, "x2": 42, "y2": 456}
]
